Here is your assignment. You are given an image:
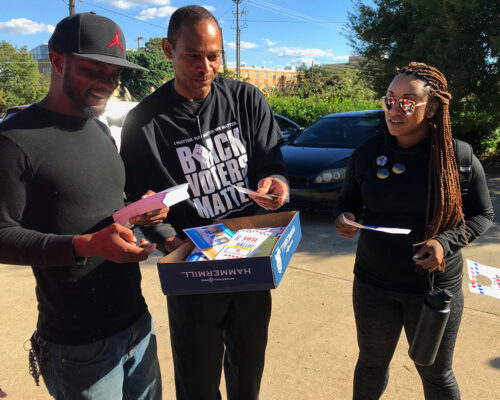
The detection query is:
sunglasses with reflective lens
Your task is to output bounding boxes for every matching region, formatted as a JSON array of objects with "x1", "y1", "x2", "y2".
[{"x1": 380, "y1": 96, "x2": 427, "y2": 115}]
